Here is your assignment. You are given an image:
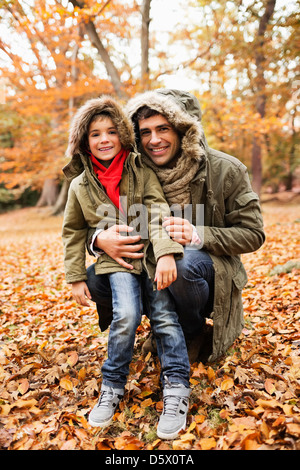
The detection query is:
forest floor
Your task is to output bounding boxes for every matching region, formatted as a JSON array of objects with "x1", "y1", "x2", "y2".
[{"x1": 0, "y1": 198, "x2": 299, "y2": 451}]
